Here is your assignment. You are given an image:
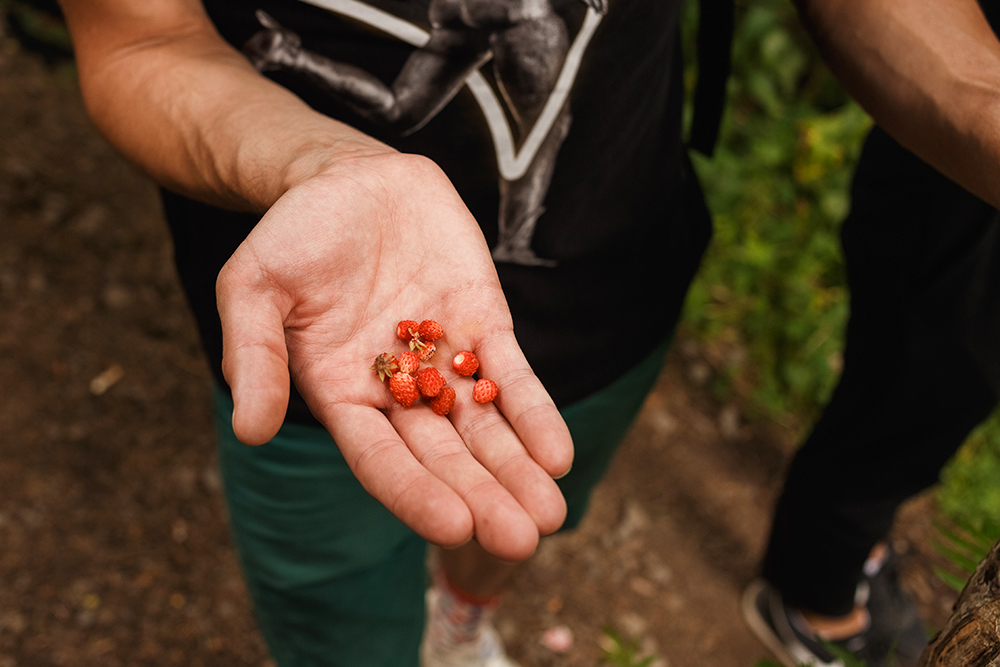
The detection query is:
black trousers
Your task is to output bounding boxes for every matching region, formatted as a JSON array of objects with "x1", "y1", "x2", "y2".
[{"x1": 760, "y1": 126, "x2": 1000, "y2": 616}]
